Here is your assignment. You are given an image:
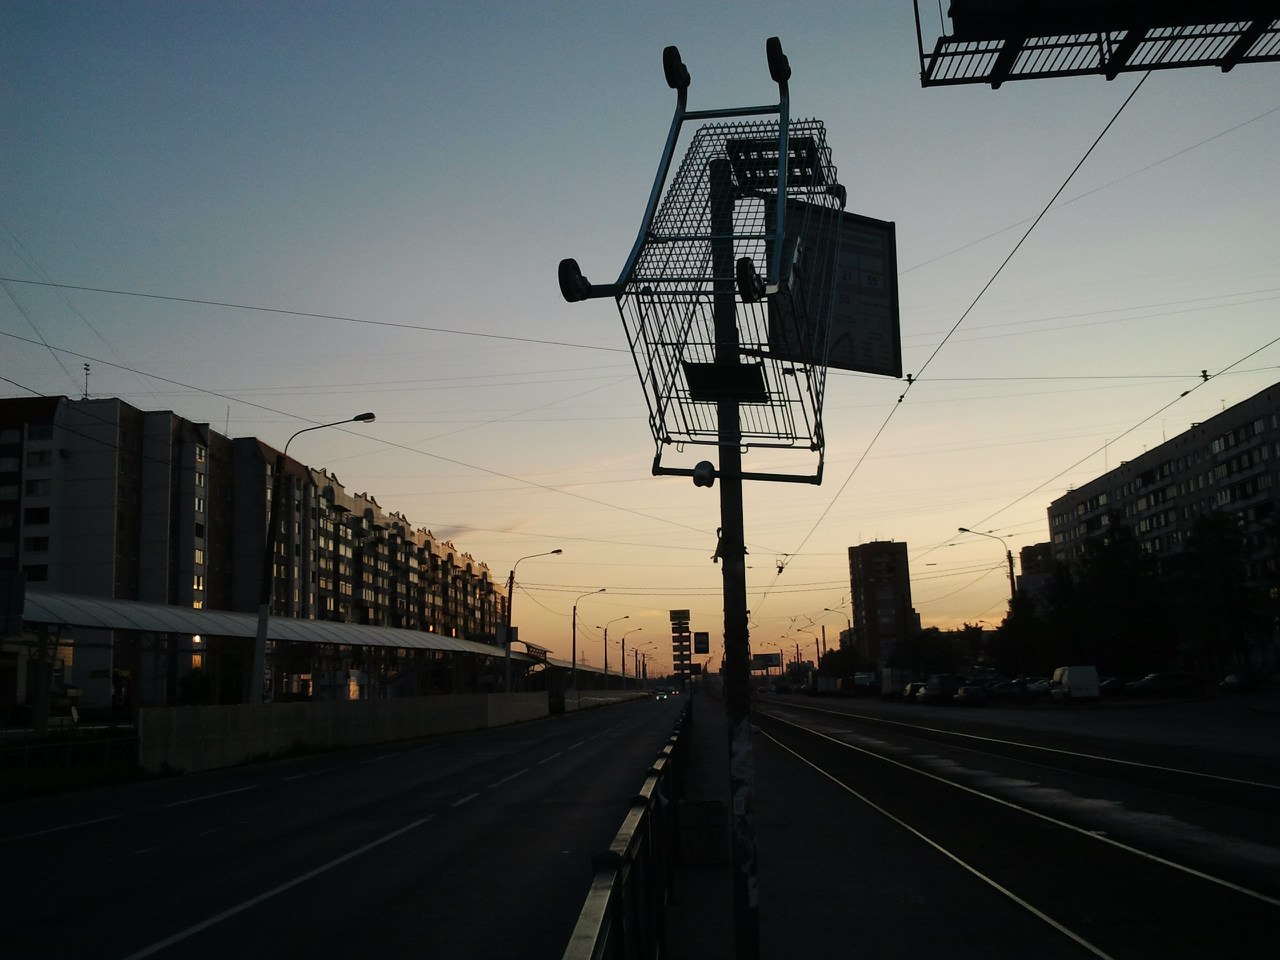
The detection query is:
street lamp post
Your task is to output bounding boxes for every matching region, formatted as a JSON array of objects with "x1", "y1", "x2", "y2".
[
  {"x1": 598, "y1": 615, "x2": 629, "y2": 690},
  {"x1": 621, "y1": 627, "x2": 643, "y2": 688},
  {"x1": 824, "y1": 606, "x2": 851, "y2": 641},
  {"x1": 252, "y1": 412, "x2": 375, "y2": 704},
  {"x1": 572, "y1": 587, "x2": 605, "y2": 702},
  {"x1": 958, "y1": 527, "x2": 1021, "y2": 681},
  {"x1": 503, "y1": 548, "x2": 563, "y2": 693}
]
